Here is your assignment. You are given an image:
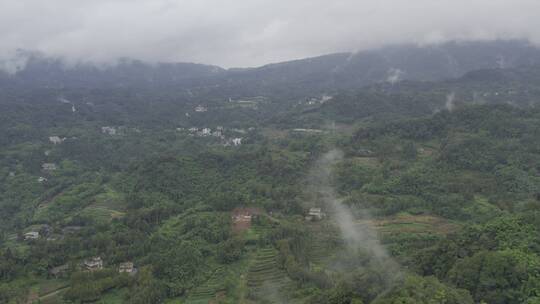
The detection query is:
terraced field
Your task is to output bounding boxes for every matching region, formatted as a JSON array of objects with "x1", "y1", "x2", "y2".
[
  {"x1": 185, "y1": 268, "x2": 227, "y2": 304},
  {"x1": 304, "y1": 221, "x2": 341, "y2": 267},
  {"x1": 246, "y1": 247, "x2": 291, "y2": 302},
  {"x1": 79, "y1": 187, "x2": 127, "y2": 222},
  {"x1": 360, "y1": 213, "x2": 459, "y2": 236},
  {"x1": 245, "y1": 225, "x2": 265, "y2": 243}
]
